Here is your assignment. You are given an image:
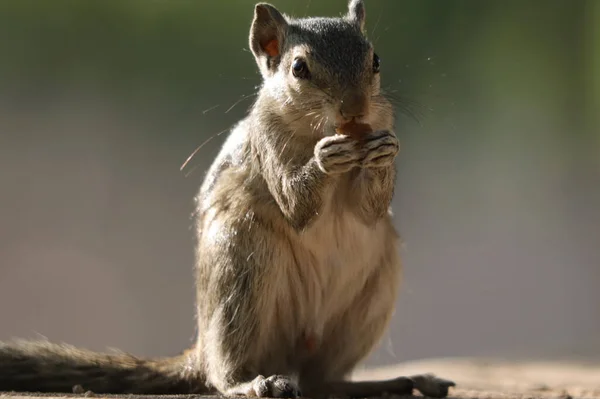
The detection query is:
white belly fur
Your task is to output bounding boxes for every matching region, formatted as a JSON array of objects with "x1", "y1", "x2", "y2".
[{"x1": 291, "y1": 202, "x2": 393, "y2": 340}]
